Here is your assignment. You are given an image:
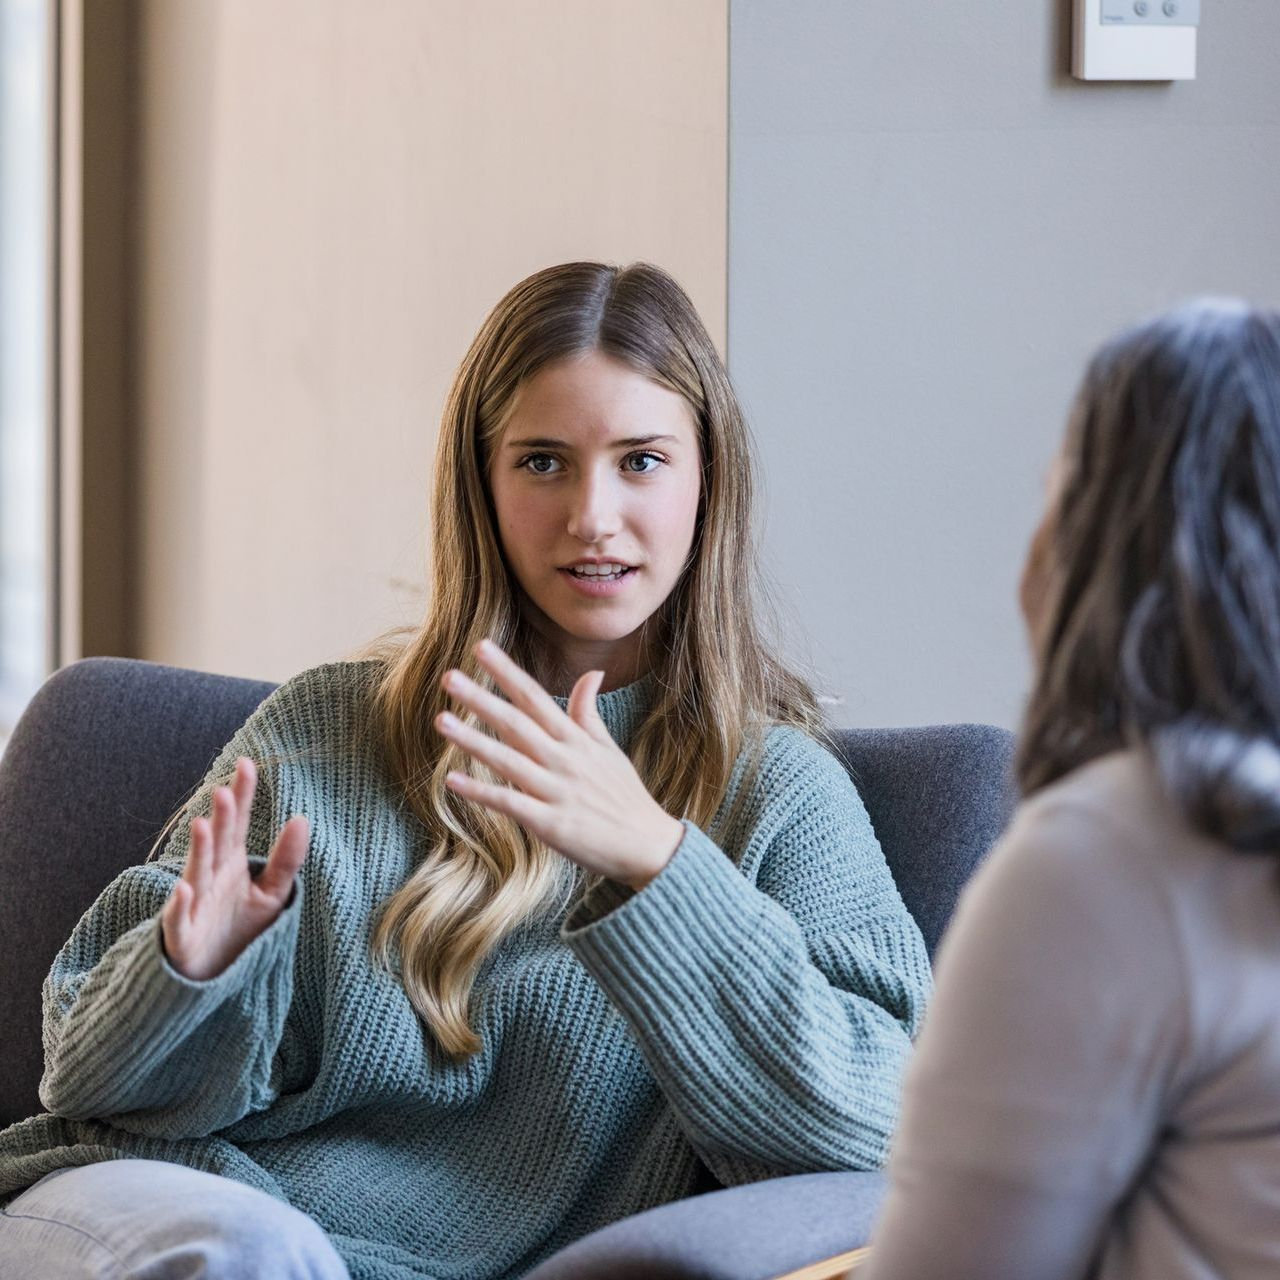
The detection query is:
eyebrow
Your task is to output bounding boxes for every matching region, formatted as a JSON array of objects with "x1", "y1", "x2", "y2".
[{"x1": 504, "y1": 434, "x2": 679, "y2": 450}]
